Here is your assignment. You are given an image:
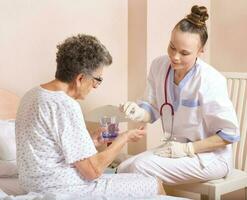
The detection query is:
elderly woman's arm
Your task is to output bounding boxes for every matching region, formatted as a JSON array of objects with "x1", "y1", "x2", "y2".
[{"x1": 74, "y1": 128, "x2": 145, "y2": 180}]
